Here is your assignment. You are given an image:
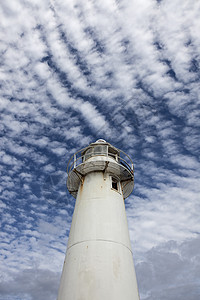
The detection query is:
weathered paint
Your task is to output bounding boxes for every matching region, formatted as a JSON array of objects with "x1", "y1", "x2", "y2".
[{"x1": 57, "y1": 140, "x2": 140, "y2": 300}]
